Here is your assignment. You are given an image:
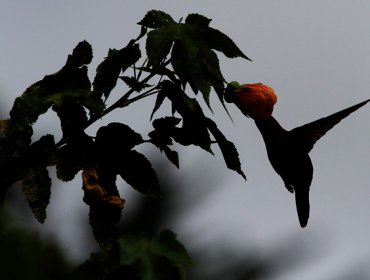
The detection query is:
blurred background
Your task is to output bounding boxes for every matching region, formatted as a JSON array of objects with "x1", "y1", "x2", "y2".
[{"x1": 1, "y1": 1, "x2": 370, "y2": 279}]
